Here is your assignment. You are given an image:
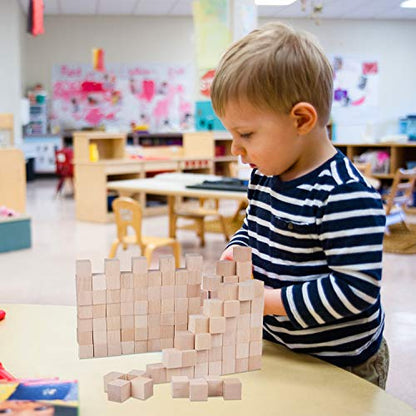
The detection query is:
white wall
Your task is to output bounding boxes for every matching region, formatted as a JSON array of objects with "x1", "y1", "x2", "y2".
[
  {"x1": 0, "y1": 0, "x2": 24, "y2": 144},
  {"x1": 23, "y1": 15, "x2": 416, "y2": 142}
]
